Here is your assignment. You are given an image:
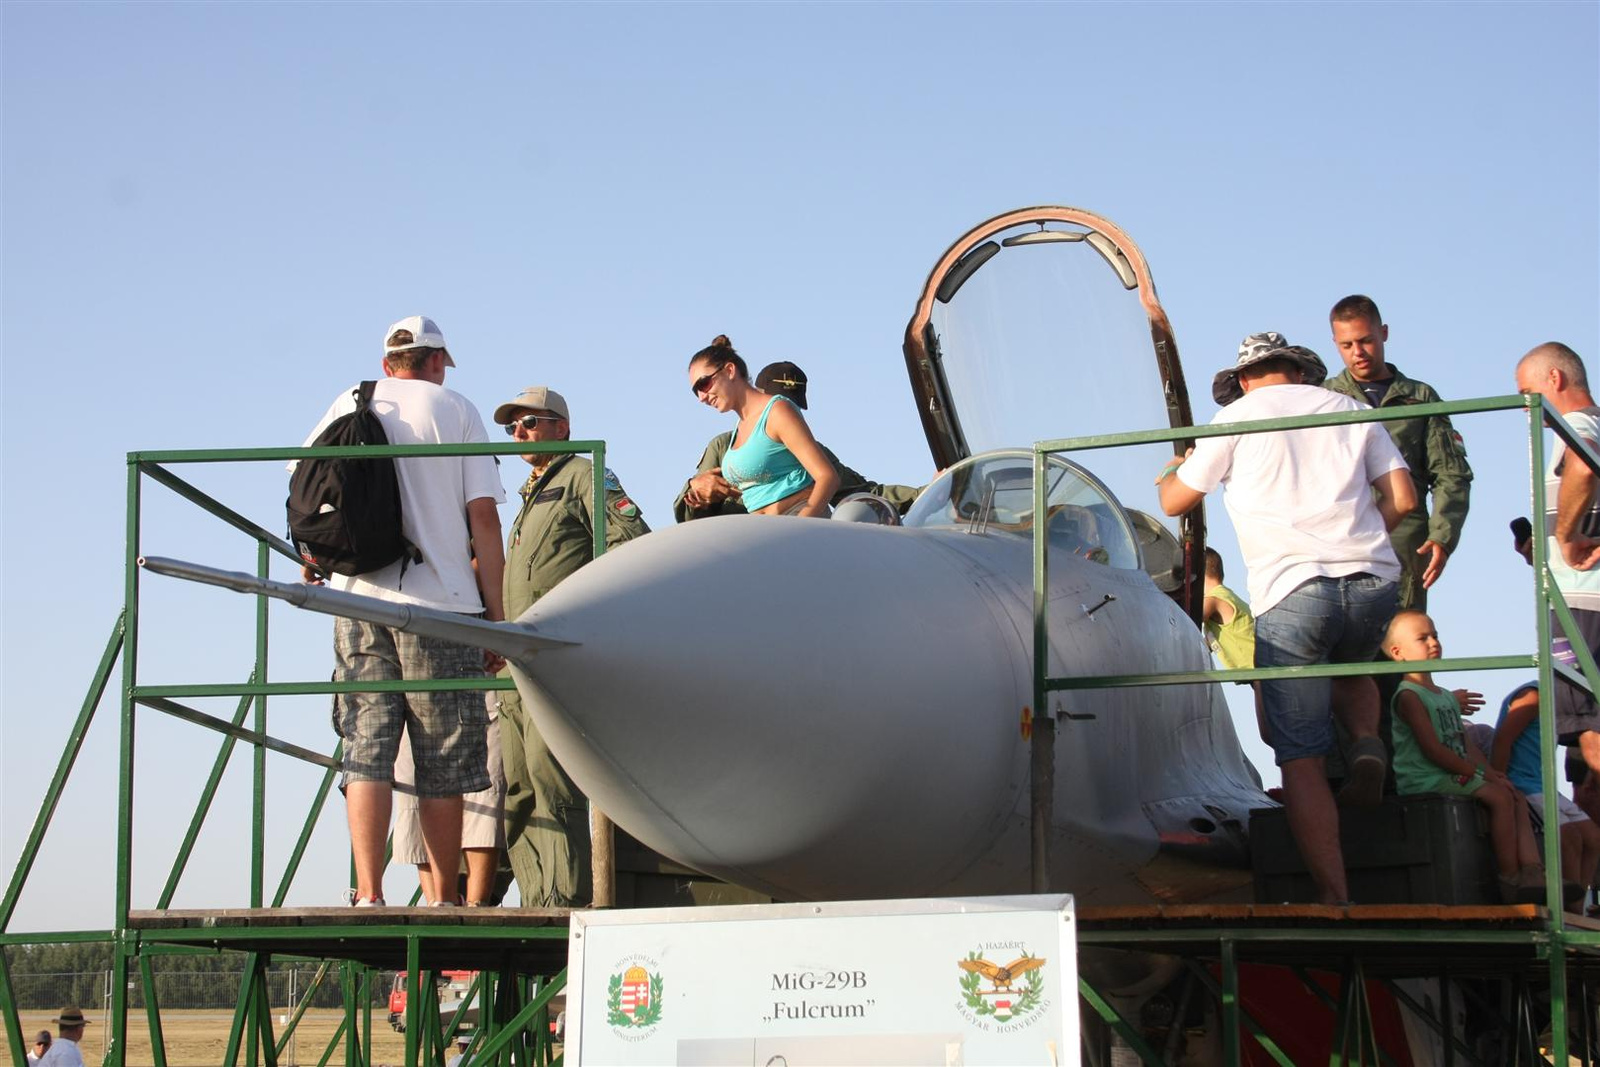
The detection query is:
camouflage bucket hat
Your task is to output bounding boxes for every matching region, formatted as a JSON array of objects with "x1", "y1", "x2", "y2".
[{"x1": 1212, "y1": 331, "x2": 1329, "y2": 405}]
